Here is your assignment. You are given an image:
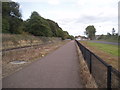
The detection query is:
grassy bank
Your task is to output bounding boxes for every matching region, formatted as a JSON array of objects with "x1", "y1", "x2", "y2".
[
  {"x1": 87, "y1": 42, "x2": 118, "y2": 56},
  {"x1": 2, "y1": 34, "x2": 62, "y2": 50},
  {"x1": 79, "y1": 41, "x2": 119, "y2": 70}
]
